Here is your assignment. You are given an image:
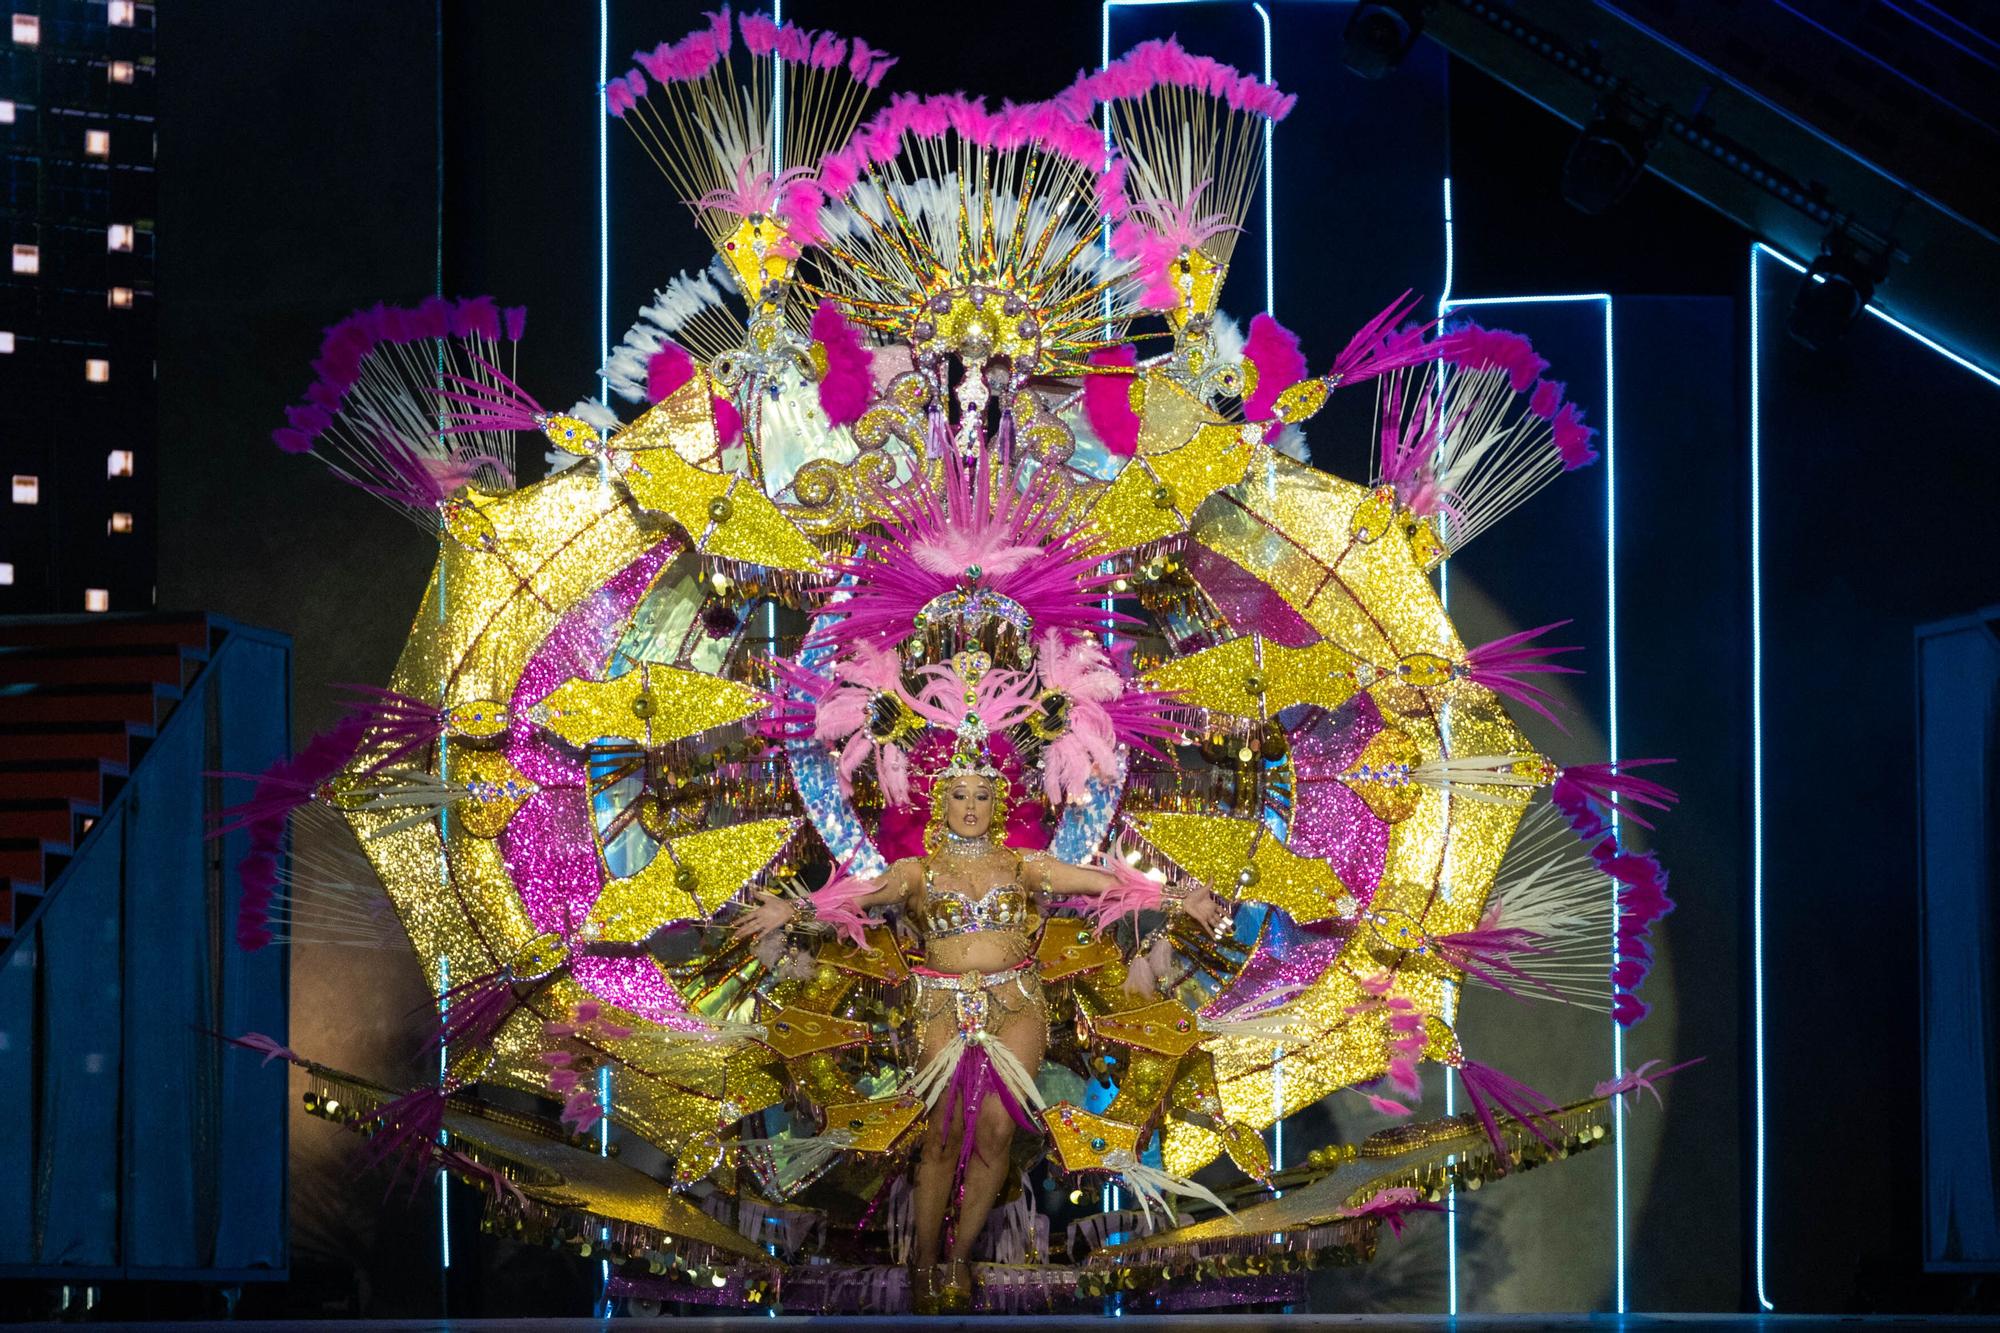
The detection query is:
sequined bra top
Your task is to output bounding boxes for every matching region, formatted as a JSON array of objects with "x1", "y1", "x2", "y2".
[{"x1": 913, "y1": 864, "x2": 1031, "y2": 941}]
